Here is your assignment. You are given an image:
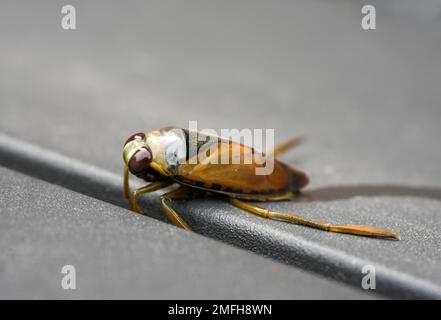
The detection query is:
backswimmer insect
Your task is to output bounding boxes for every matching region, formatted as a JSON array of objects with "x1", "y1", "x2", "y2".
[{"x1": 123, "y1": 126, "x2": 400, "y2": 240}]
